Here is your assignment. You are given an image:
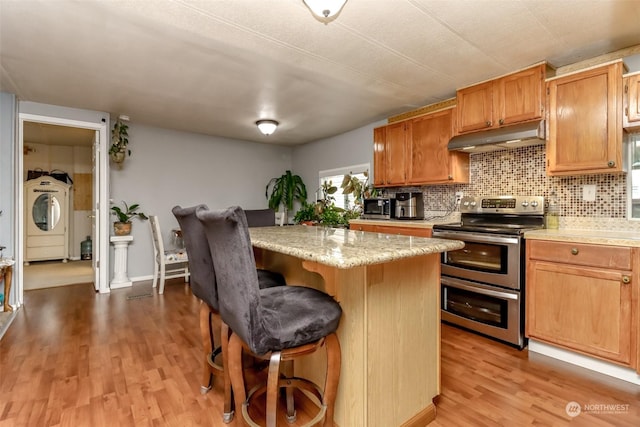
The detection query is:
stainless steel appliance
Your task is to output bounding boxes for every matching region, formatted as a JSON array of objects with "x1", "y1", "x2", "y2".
[
  {"x1": 362, "y1": 198, "x2": 395, "y2": 220},
  {"x1": 432, "y1": 195, "x2": 544, "y2": 349},
  {"x1": 395, "y1": 192, "x2": 424, "y2": 220}
]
